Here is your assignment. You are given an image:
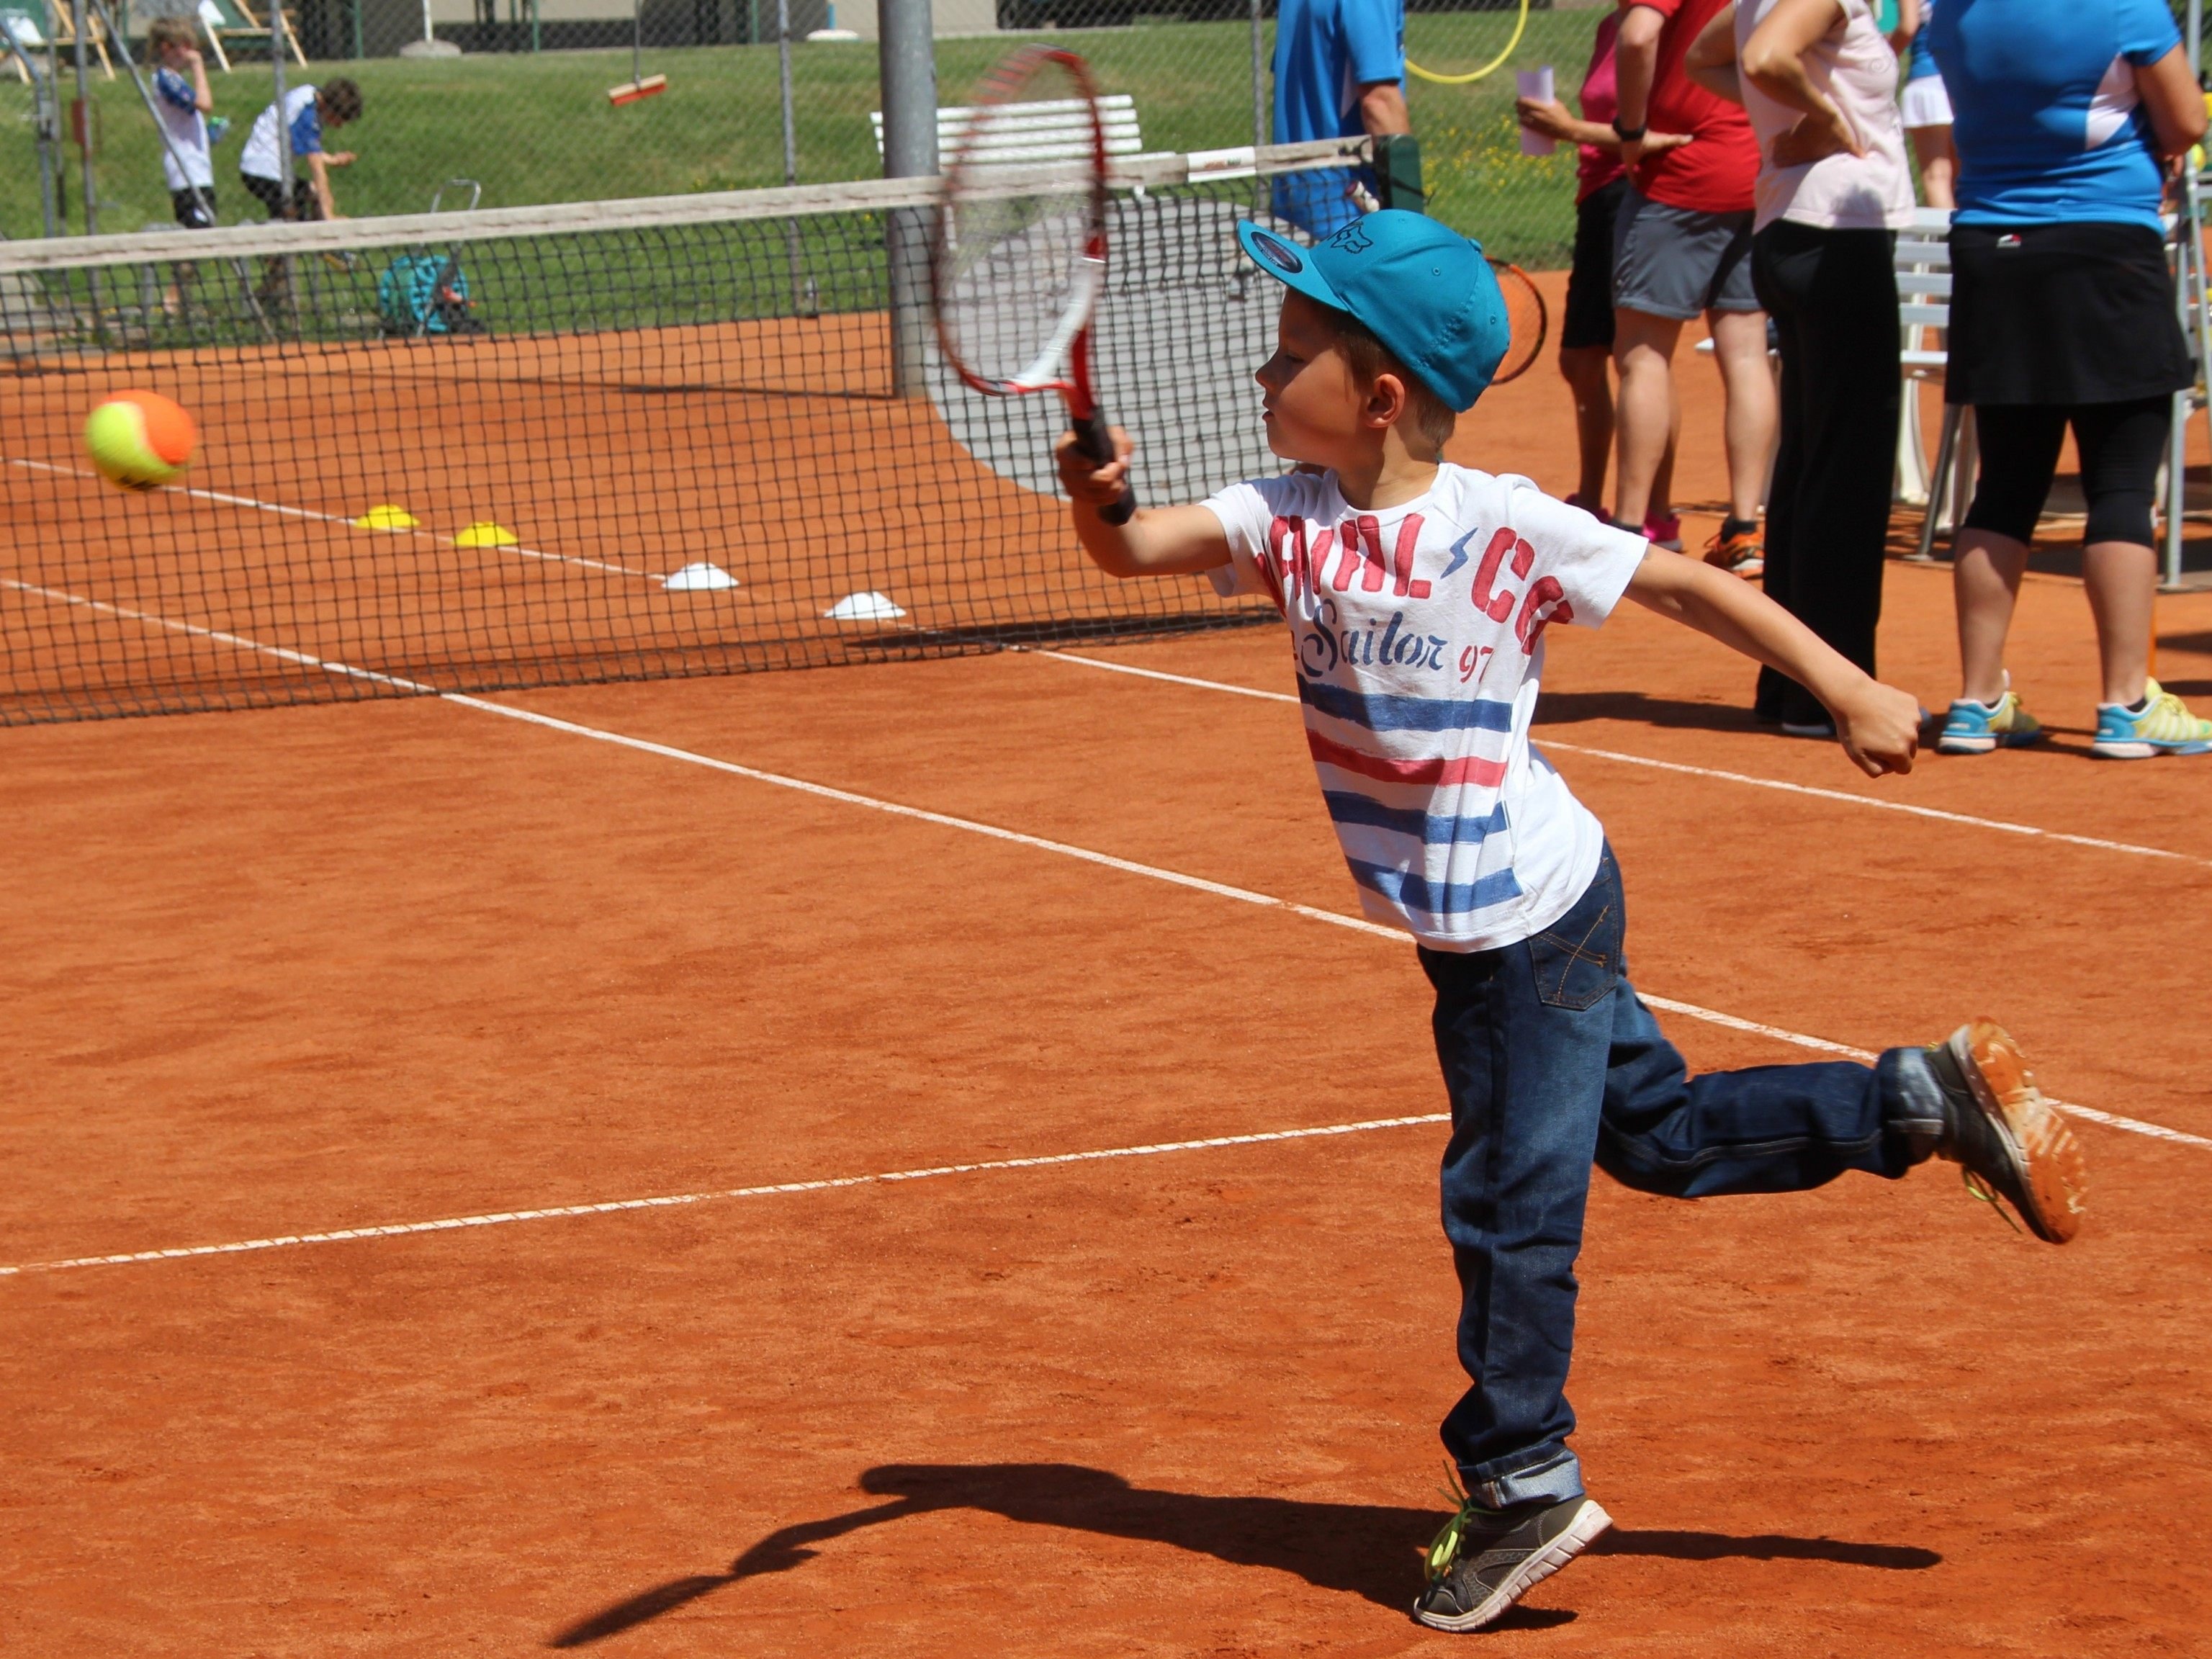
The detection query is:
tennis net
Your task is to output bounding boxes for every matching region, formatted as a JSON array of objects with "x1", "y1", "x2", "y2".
[{"x1": 0, "y1": 139, "x2": 1364, "y2": 724}]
